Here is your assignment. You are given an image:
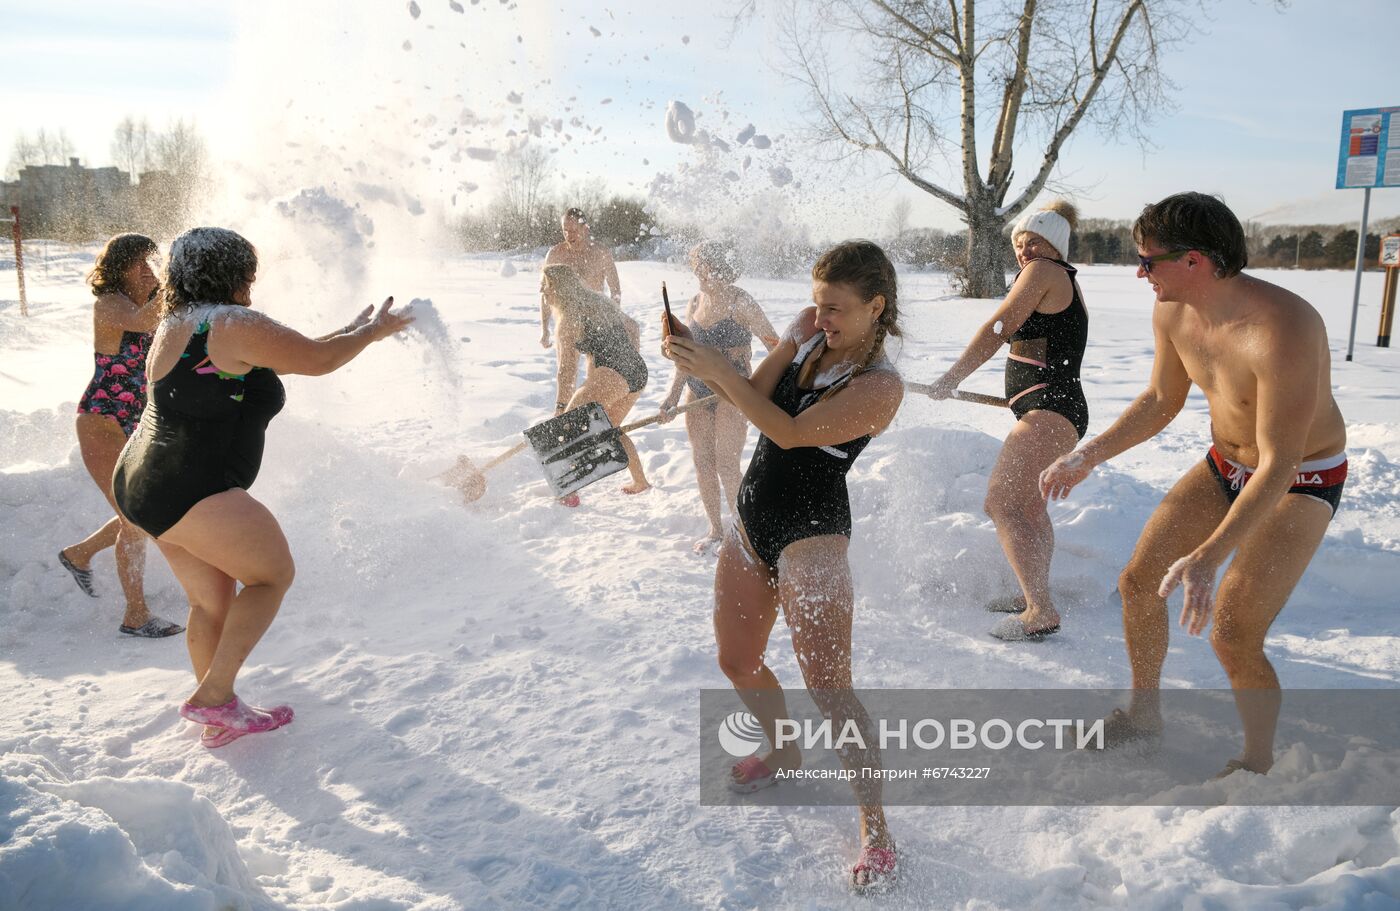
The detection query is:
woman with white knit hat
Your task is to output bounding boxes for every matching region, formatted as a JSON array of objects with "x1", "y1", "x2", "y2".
[{"x1": 926, "y1": 199, "x2": 1089, "y2": 642}]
